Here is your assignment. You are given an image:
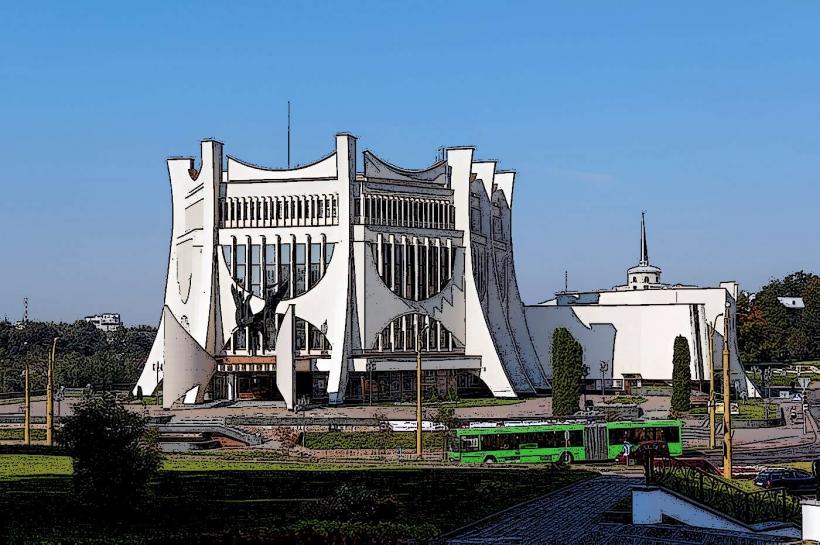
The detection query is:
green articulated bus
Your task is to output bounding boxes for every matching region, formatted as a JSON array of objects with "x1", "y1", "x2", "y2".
[{"x1": 447, "y1": 419, "x2": 682, "y2": 465}]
